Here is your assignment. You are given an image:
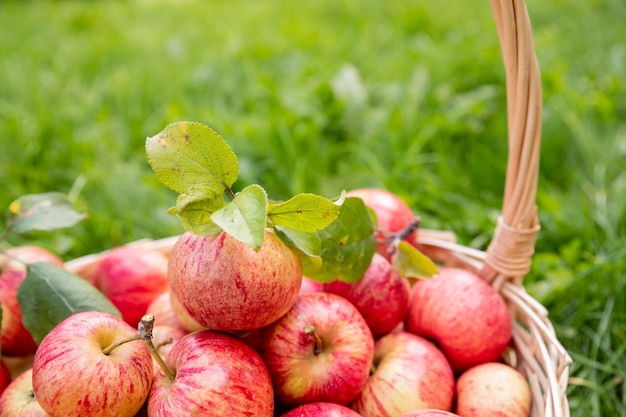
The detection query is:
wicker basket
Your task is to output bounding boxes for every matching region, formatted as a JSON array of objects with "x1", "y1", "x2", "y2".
[{"x1": 65, "y1": 0, "x2": 572, "y2": 415}]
